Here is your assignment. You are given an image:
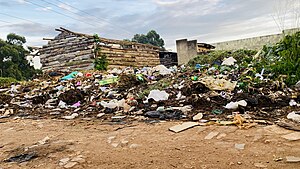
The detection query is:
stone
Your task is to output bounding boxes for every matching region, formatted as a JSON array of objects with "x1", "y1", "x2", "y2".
[
  {"x1": 264, "y1": 125, "x2": 291, "y2": 135},
  {"x1": 107, "y1": 136, "x2": 116, "y2": 144},
  {"x1": 59, "y1": 157, "x2": 70, "y2": 166},
  {"x1": 216, "y1": 133, "x2": 227, "y2": 139},
  {"x1": 193, "y1": 113, "x2": 203, "y2": 121},
  {"x1": 235, "y1": 143, "x2": 245, "y2": 150},
  {"x1": 97, "y1": 113, "x2": 105, "y2": 118},
  {"x1": 71, "y1": 156, "x2": 85, "y2": 163},
  {"x1": 281, "y1": 132, "x2": 300, "y2": 141},
  {"x1": 169, "y1": 122, "x2": 199, "y2": 133},
  {"x1": 64, "y1": 161, "x2": 77, "y2": 168},
  {"x1": 286, "y1": 156, "x2": 300, "y2": 163},
  {"x1": 111, "y1": 143, "x2": 119, "y2": 148},
  {"x1": 129, "y1": 144, "x2": 140, "y2": 149},
  {"x1": 254, "y1": 163, "x2": 267, "y2": 168},
  {"x1": 120, "y1": 140, "x2": 129, "y2": 146},
  {"x1": 204, "y1": 132, "x2": 219, "y2": 140}
]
